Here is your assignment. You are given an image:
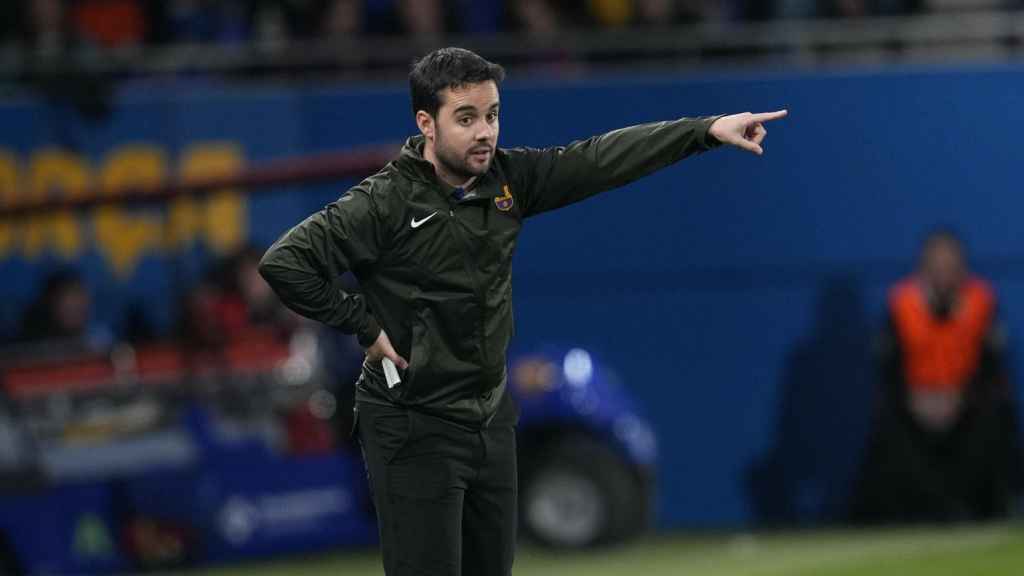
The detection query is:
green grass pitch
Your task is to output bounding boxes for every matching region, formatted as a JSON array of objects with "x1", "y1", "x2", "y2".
[{"x1": 195, "y1": 523, "x2": 1024, "y2": 576}]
